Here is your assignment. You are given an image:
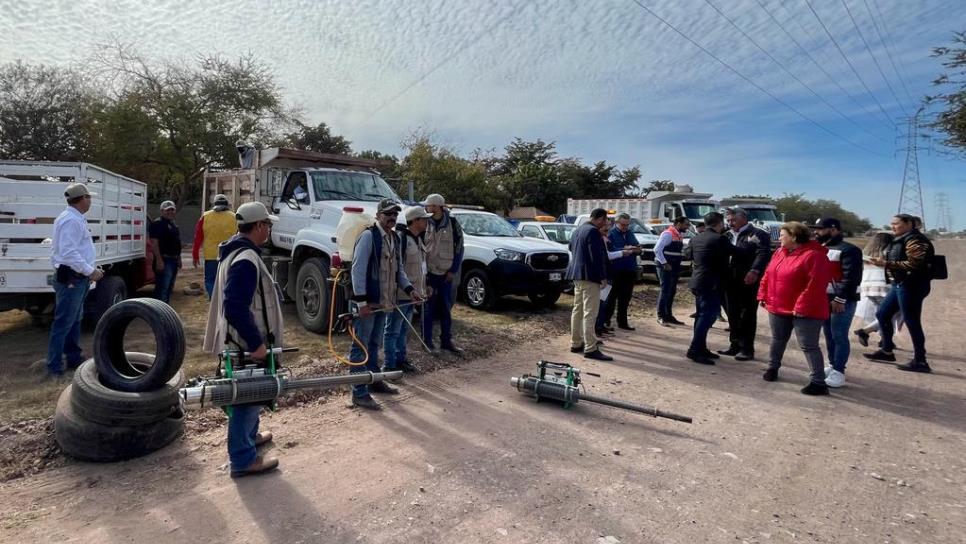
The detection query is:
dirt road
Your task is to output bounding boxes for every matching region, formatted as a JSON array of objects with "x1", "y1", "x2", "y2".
[{"x1": 1, "y1": 241, "x2": 964, "y2": 543}]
